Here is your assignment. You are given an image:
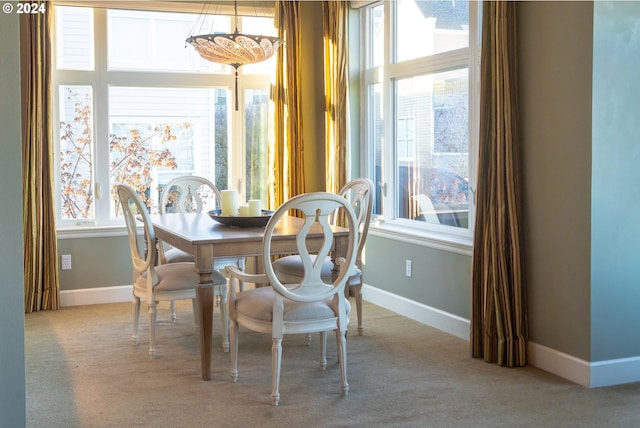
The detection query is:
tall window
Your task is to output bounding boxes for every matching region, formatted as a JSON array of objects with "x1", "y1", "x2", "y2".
[
  {"x1": 361, "y1": 0, "x2": 479, "y2": 237},
  {"x1": 53, "y1": 4, "x2": 276, "y2": 227}
]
